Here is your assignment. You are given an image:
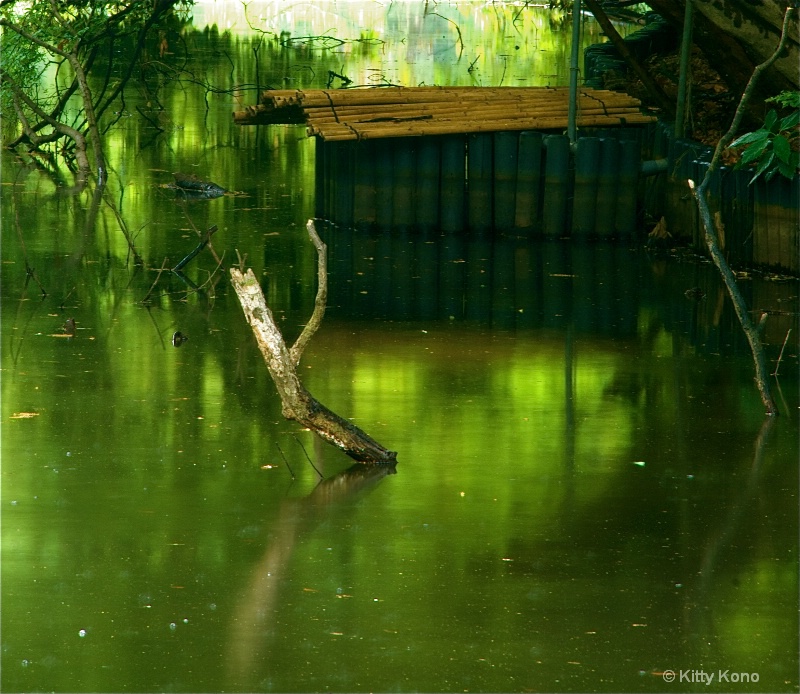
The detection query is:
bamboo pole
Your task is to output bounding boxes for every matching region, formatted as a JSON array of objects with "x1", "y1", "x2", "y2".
[
  {"x1": 310, "y1": 113, "x2": 656, "y2": 141},
  {"x1": 305, "y1": 104, "x2": 645, "y2": 125},
  {"x1": 260, "y1": 86, "x2": 637, "y2": 107},
  {"x1": 303, "y1": 95, "x2": 643, "y2": 115}
]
